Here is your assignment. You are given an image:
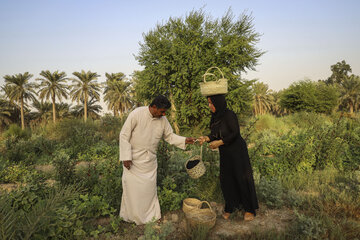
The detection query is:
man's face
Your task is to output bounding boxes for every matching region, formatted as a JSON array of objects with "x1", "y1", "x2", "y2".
[{"x1": 150, "y1": 106, "x2": 167, "y2": 118}]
